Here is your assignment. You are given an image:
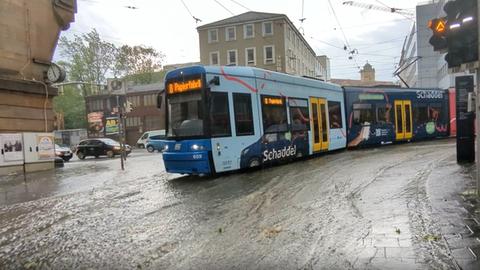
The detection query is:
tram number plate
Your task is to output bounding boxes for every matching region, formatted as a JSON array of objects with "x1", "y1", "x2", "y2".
[{"x1": 174, "y1": 143, "x2": 181, "y2": 150}]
